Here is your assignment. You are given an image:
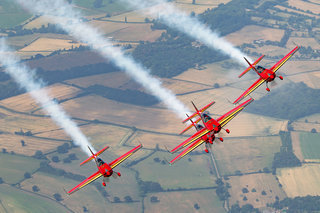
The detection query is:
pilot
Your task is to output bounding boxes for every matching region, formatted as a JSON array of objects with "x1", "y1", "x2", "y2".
[
  {"x1": 97, "y1": 158, "x2": 104, "y2": 166},
  {"x1": 197, "y1": 124, "x2": 204, "y2": 130},
  {"x1": 256, "y1": 66, "x2": 264, "y2": 73},
  {"x1": 202, "y1": 114, "x2": 211, "y2": 123}
]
